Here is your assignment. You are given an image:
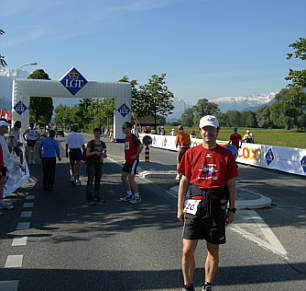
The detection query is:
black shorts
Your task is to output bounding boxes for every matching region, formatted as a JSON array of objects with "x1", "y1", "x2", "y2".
[
  {"x1": 27, "y1": 140, "x2": 36, "y2": 147},
  {"x1": 69, "y1": 148, "x2": 82, "y2": 162},
  {"x1": 182, "y1": 200, "x2": 226, "y2": 244},
  {"x1": 122, "y1": 160, "x2": 139, "y2": 175},
  {"x1": 178, "y1": 147, "x2": 189, "y2": 163}
]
